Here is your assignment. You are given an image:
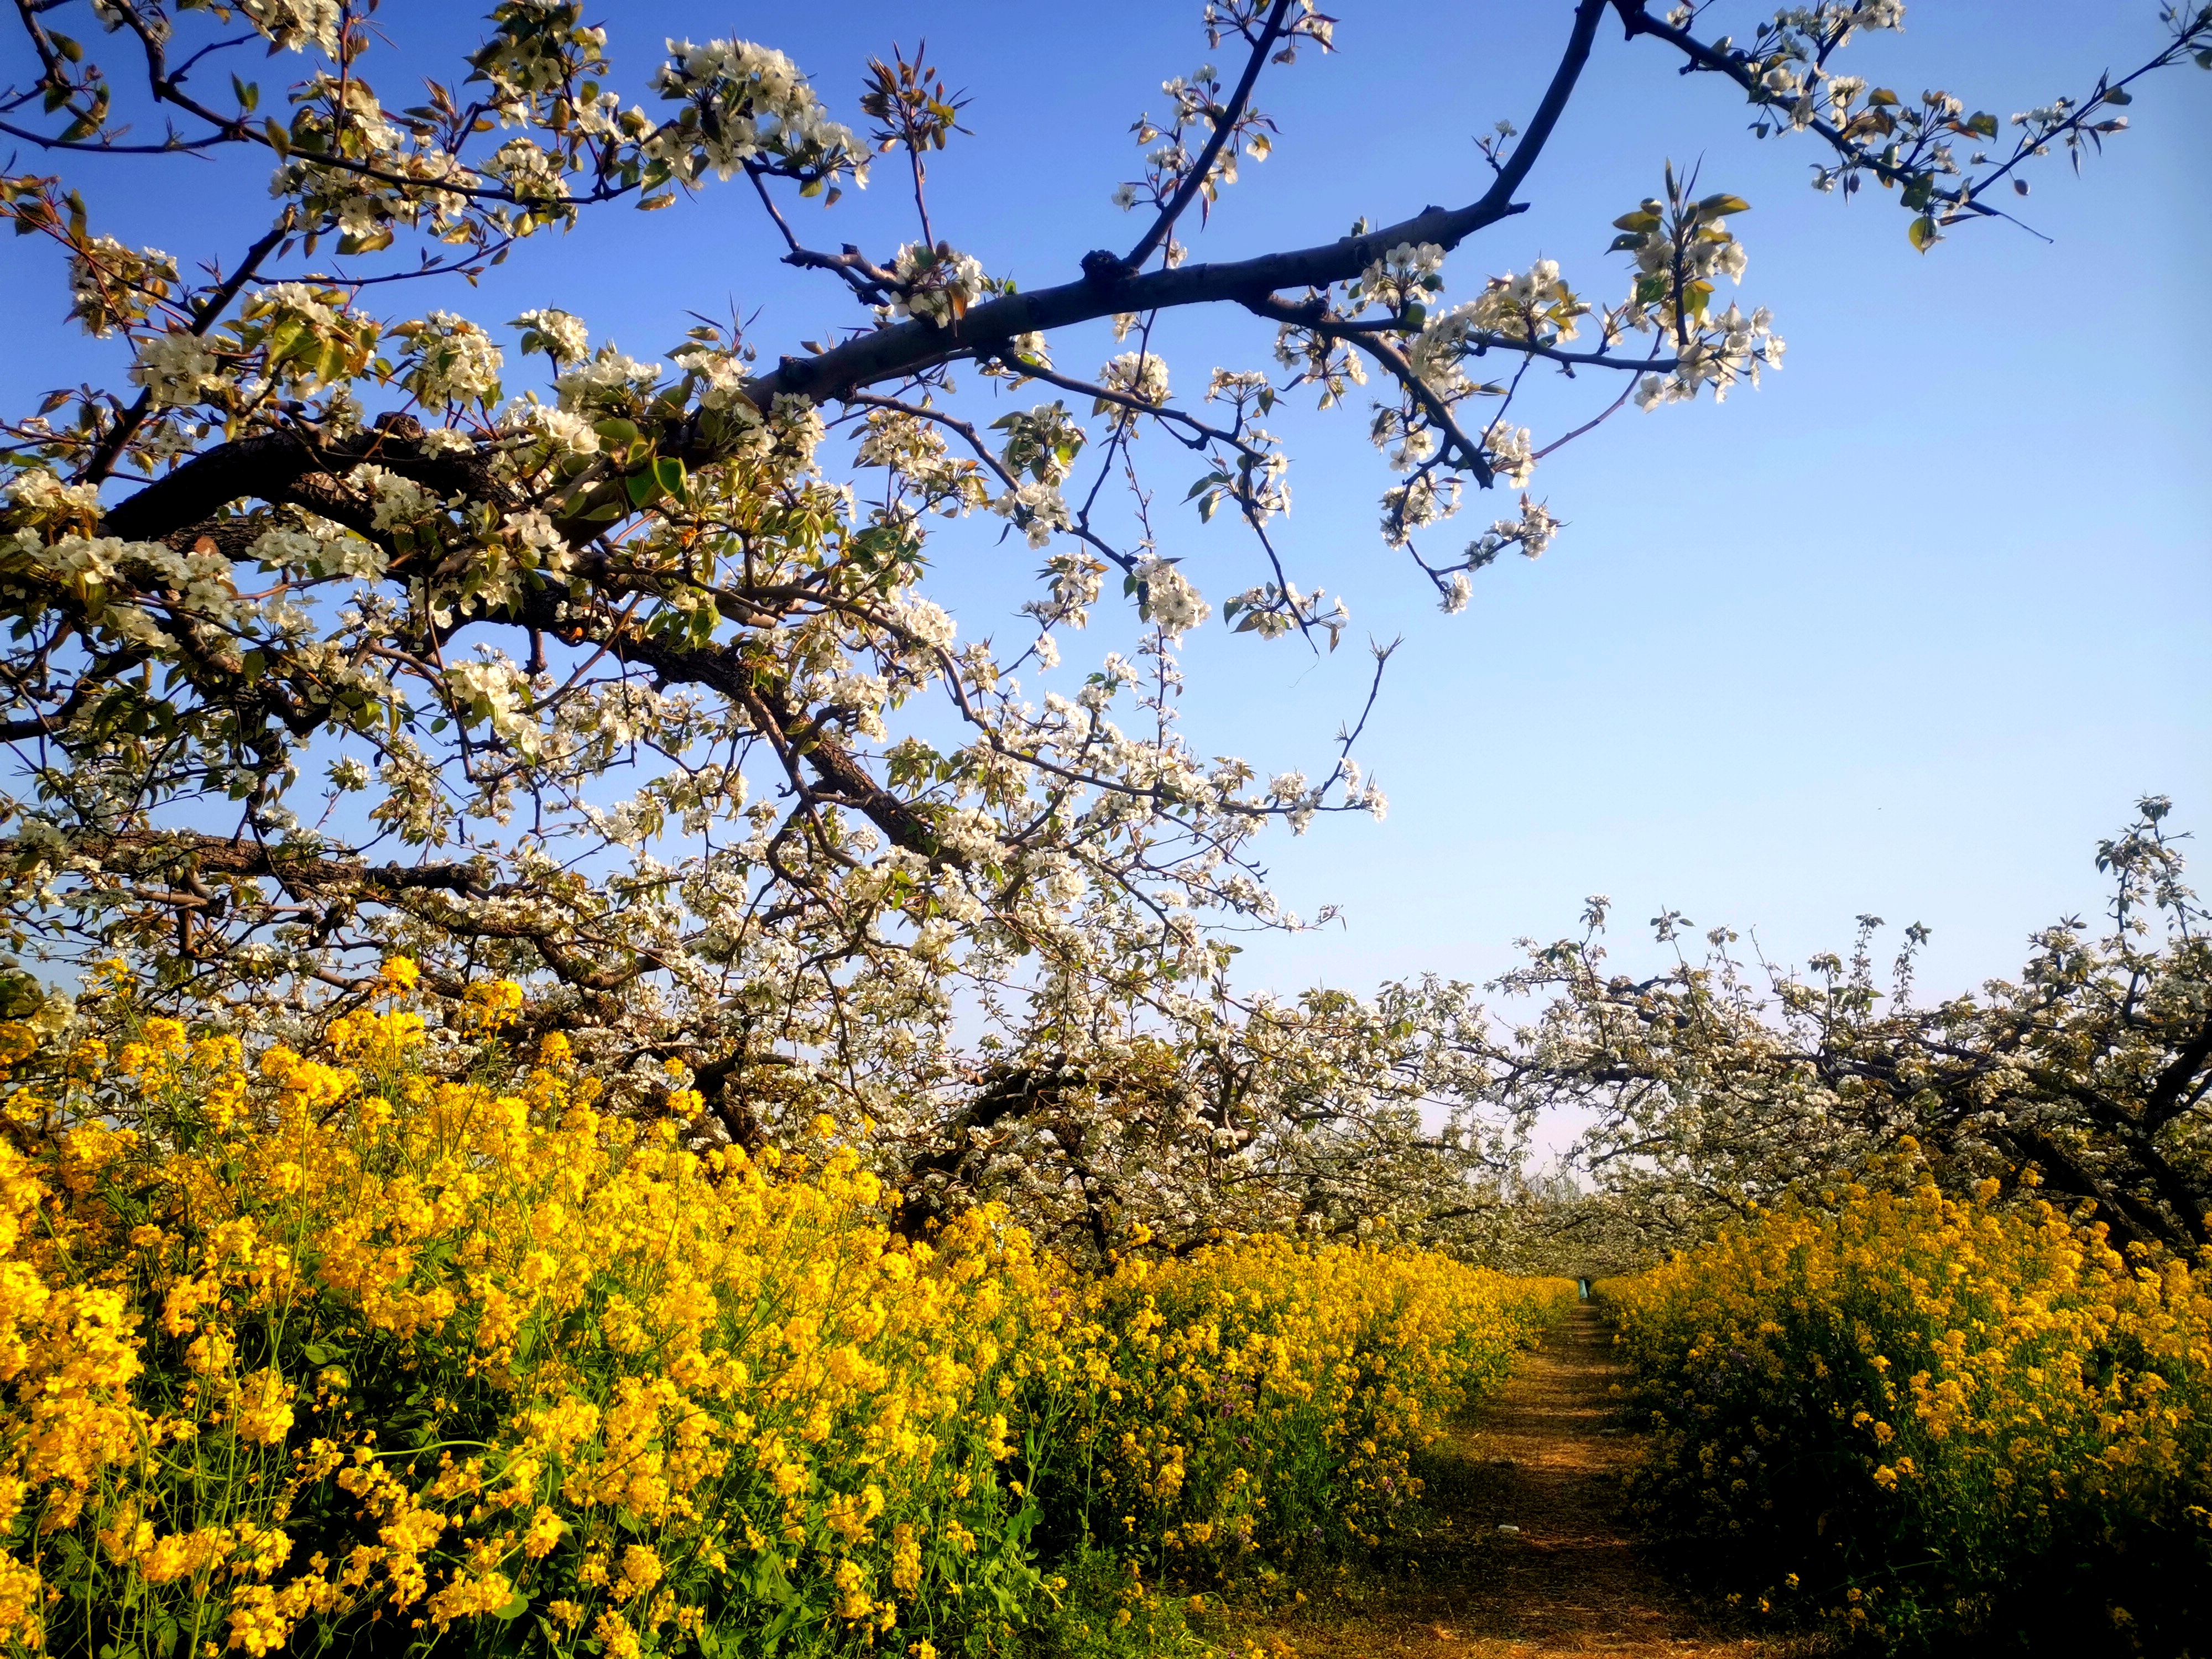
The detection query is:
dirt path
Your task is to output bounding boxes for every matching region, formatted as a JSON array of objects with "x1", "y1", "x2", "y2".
[{"x1": 1255, "y1": 1303, "x2": 1775, "y2": 1657}]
